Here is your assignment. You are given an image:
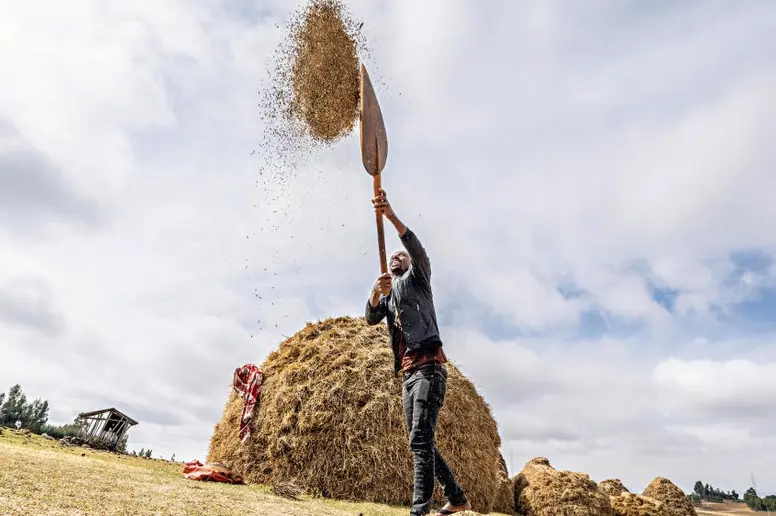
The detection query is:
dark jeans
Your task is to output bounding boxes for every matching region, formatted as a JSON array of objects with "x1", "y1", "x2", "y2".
[{"x1": 402, "y1": 364, "x2": 467, "y2": 515}]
